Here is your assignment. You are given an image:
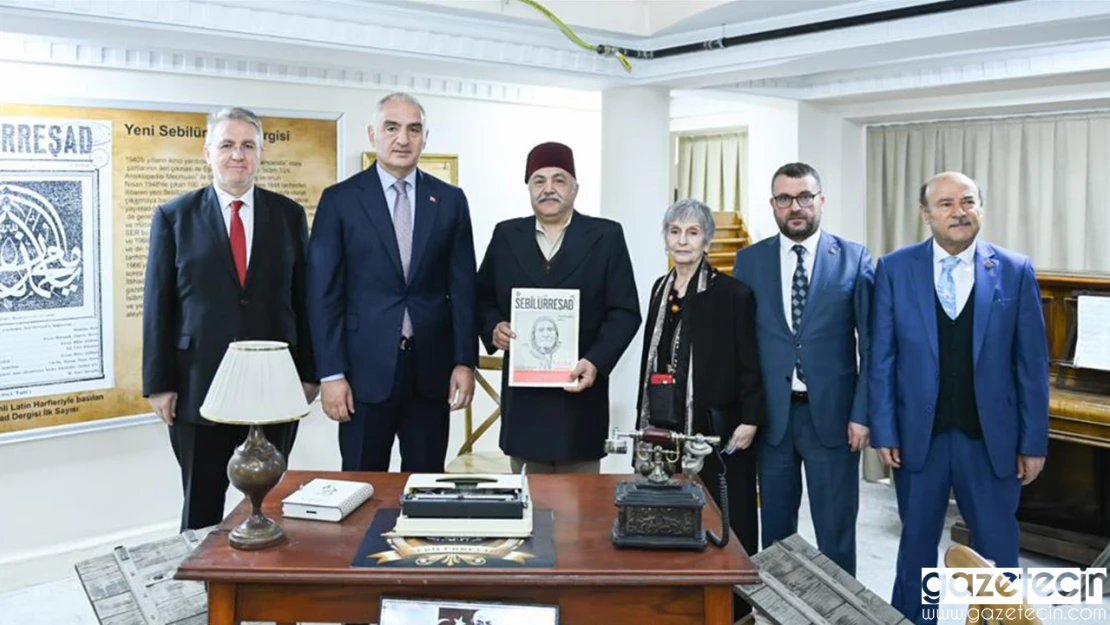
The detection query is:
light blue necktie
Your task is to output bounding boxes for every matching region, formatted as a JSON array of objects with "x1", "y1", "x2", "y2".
[{"x1": 938, "y1": 256, "x2": 960, "y2": 319}]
